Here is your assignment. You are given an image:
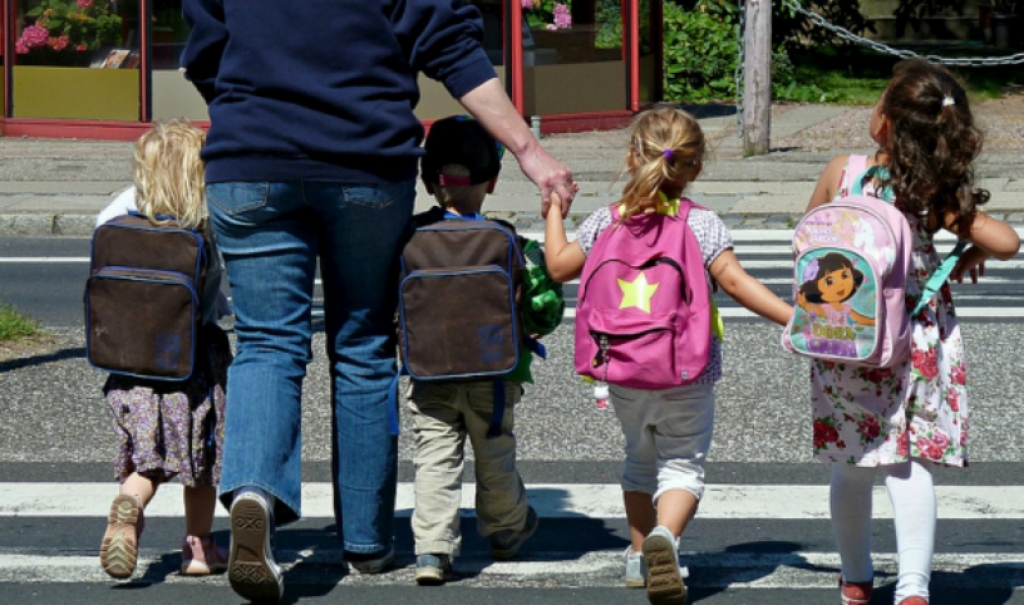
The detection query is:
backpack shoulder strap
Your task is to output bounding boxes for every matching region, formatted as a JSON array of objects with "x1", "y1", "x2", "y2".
[
  {"x1": 911, "y1": 239, "x2": 968, "y2": 316},
  {"x1": 843, "y1": 155, "x2": 870, "y2": 195}
]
